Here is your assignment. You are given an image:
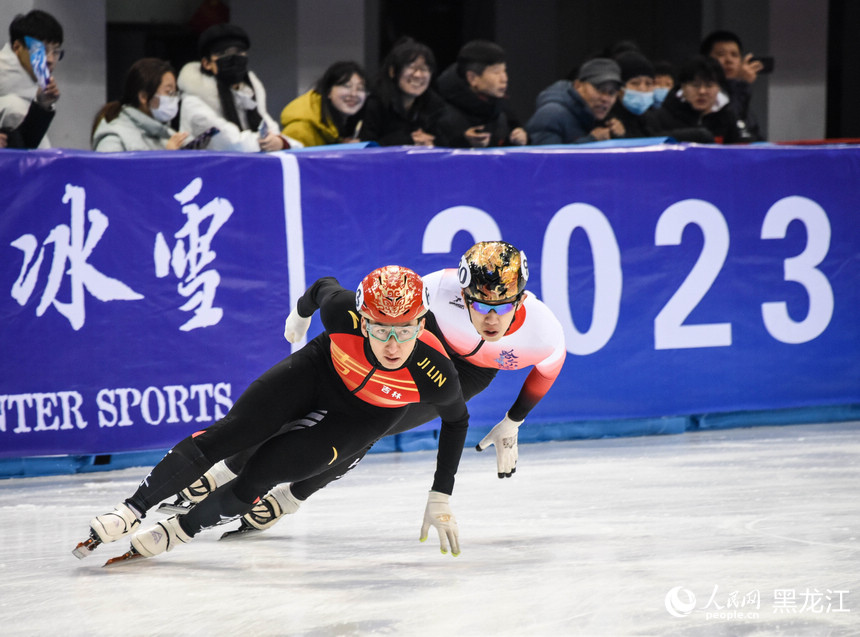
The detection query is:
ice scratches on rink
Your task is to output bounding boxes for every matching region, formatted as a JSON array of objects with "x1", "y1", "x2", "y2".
[{"x1": 1, "y1": 421, "x2": 858, "y2": 636}]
